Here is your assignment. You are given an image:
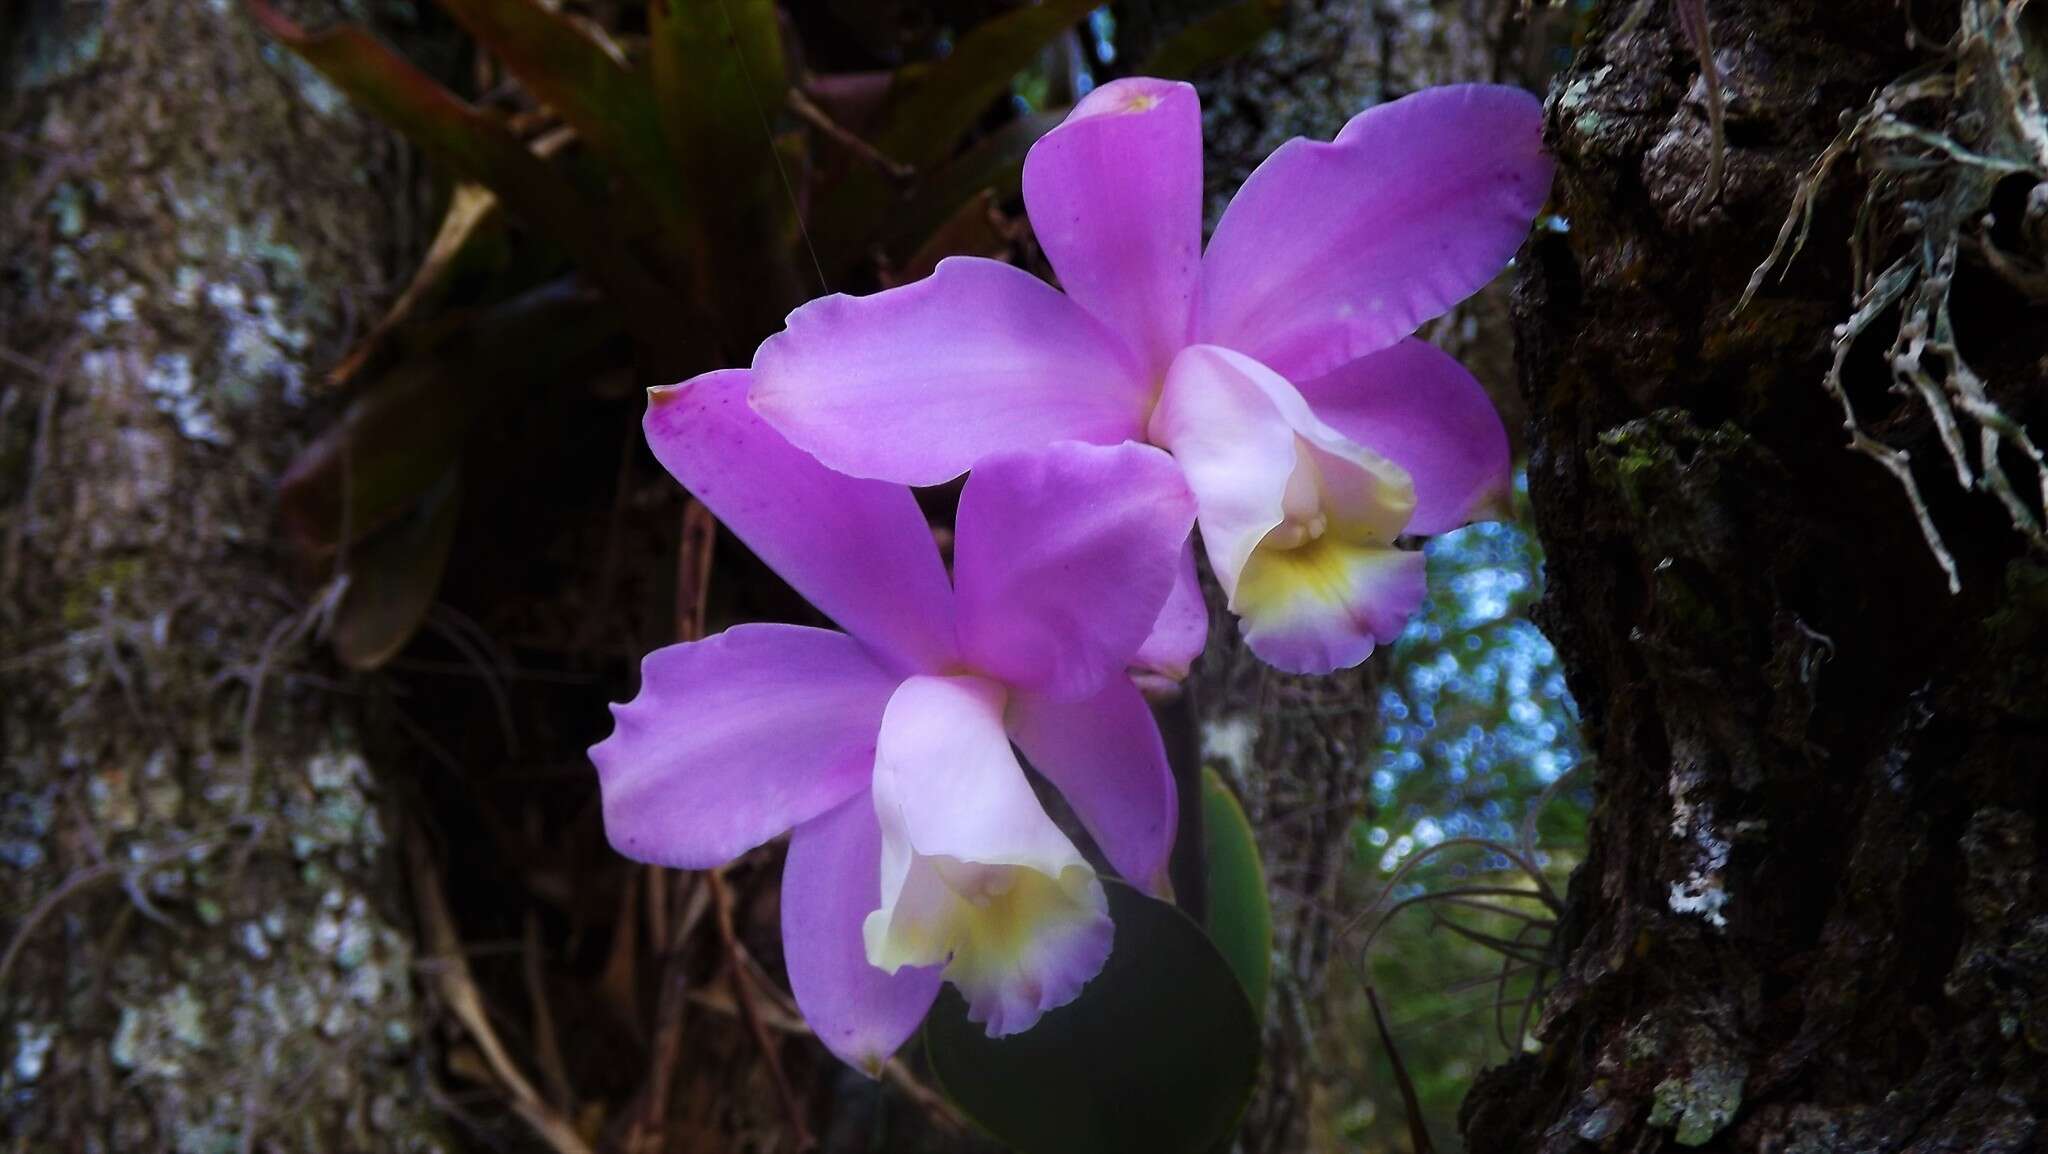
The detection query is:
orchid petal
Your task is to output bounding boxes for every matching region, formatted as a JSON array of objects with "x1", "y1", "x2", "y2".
[
  {"x1": 1234, "y1": 543, "x2": 1427, "y2": 674},
  {"x1": 750, "y1": 258, "x2": 1151, "y2": 486},
  {"x1": 645, "y1": 370, "x2": 956, "y2": 673},
  {"x1": 783, "y1": 793, "x2": 944, "y2": 1075},
  {"x1": 1130, "y1": 540, "x2": 1208, "y2": 688},
  {"x1": 1197, "y1": 85, "x2": 1552, "y2": 381},
  {"x1": 953, "y1": 441, "x2": 1196, "y2": 701},
  {"x1": 592, "y1": 624, "x2": 898, "y2": 868},
  {"x1": 1022, "y1": 77, "x2": 1202, "y2": 380},
  {"x1": 864, "y1": 676, "x2": 1113, "y2": 1038},
  {"x1": 1296, "y1": 339, "x2": 1513, "y2": 534},
  {"x1": 1010, "y1": 680, "x2": 1178, "y2": 897}
]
